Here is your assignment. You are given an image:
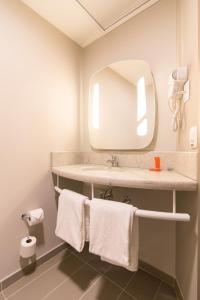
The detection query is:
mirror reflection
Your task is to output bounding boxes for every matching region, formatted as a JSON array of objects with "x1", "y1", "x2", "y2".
[{"x1": 88, "y1": 60, "x2": 156, "y2": 150}]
